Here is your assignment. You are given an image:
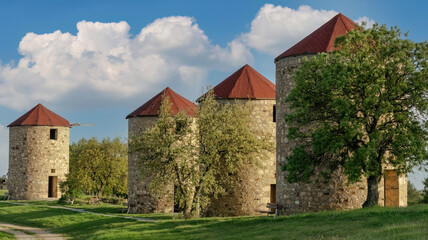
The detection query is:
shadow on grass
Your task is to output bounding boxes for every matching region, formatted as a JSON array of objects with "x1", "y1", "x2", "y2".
[{"x1": 1, "y1": 202, "x2": 428, "y2": 240}]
